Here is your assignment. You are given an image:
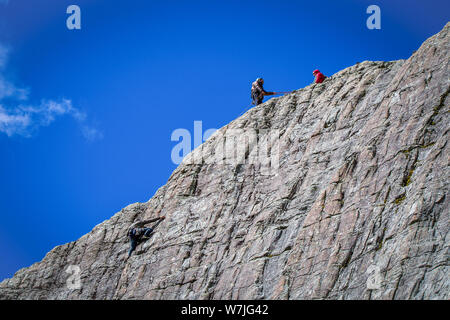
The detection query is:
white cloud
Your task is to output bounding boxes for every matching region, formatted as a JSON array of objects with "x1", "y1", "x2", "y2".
[
  {"x1": 81, "y1": 125, "x2": 104, "y2": 142},
  {"x1": 0, "y1": 105, "x2": 30, "y2": 136},
  {"x1": 0, "y1": 43, "x2": 102, "y2": 141},
  {"x1": 0, "y1": 75, "x2": 29, "y2": 100},
  {"x1": 0, "y1": 99, "x2": 90, "y2": 138}
]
